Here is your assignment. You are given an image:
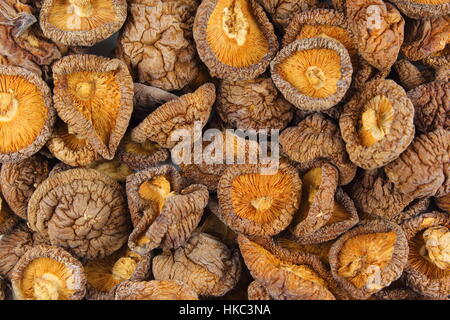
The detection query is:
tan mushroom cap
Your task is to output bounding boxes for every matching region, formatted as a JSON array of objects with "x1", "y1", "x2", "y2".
[
  {"x1": 131, "y1": 83, "x2": 215, "y2": 149},
  {"x1": 87, "y1": 157, "x2": 133, "y2": 183},
  {"x1": 115, "y1": 280, "x2": 199, "y2": 300},
  {"x1": 52, "y1": 54, "x2": 133, "y2": 160},
  {"x1": 436, "y1": 193, "x2": 450, "y2": 213},
  {"x1": 40, "y1": 0, "x2": 127, "y2": 46},
  {"x1": 389, "y1": 0, "x2": 450, "y2": 19},
  {"x1": 193, "y1": 0, "x2": 279, "y2": 80},
  {"x1": 247, "y1": 280, "x2": 272, "y2": 300},
  {"x1": 0, "y1": 193, "x2": 19, "y2": 235},
  {"x1": 11, "y1": 245, "x2": 86, "y2": 300},
  {"x1": 329, "y1": 219, "x2": 409, "y2": 299},
  {"x1": 0, "y1": 65, "x2": 55, "y2": 163}
]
